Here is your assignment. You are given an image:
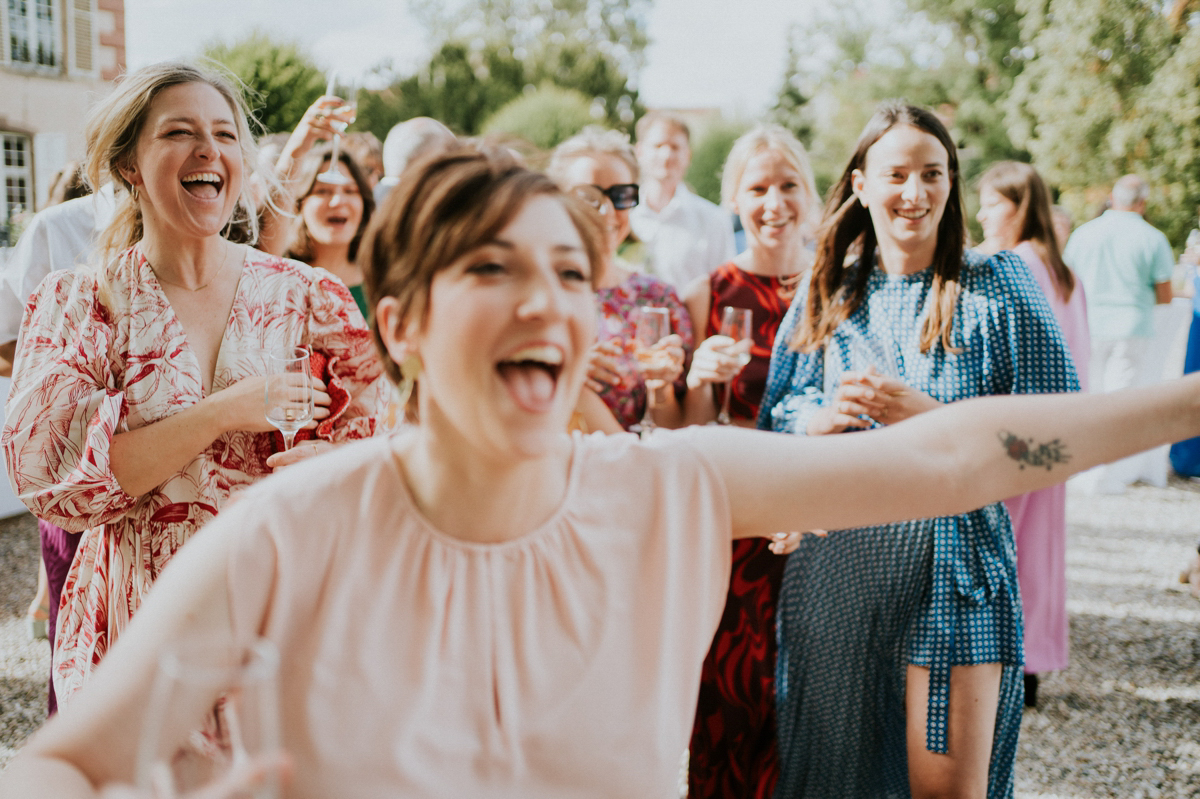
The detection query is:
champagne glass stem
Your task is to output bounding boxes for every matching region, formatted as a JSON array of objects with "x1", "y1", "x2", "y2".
[
  {"x1": 329, "y1": 132, "x2": 341, "y2": 170},
  {"x1": 282, "y1": 430, "x2": 297, "y2": 452},
  {"x1": 717, "y1": 380, "x2": 734, "y2": 425},
  {"x1": 639, "y1": 384, "x2": 657, "y2": 437}
]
